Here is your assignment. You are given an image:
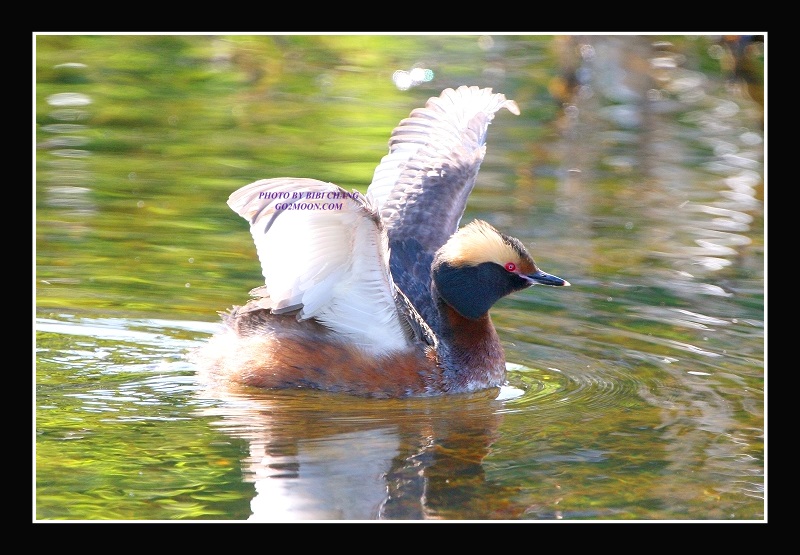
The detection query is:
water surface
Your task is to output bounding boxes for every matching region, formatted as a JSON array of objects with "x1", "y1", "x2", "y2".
[{"x1": 35, "y1": 34, "x2": 765, "y2": 521}]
